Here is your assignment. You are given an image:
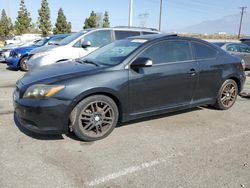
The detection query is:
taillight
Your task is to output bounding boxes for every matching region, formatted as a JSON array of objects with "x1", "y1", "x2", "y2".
[{"x1": 241, "y1": 59, "x2": 246, "y2": 70}]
